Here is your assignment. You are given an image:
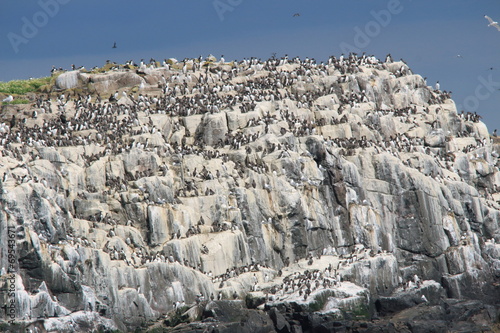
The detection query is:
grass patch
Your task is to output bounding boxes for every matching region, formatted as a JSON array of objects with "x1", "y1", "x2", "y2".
[
  {"x1": 163, "y1": 306, "x2": 191, "y2": 328},
  {"x1": 0, "y1": 322, "x2": 22, "y2": 332},
  {"x1": 3, "y1": 99, "x2": 30, "y2": 105},
  {"x1": 89, "y1": 63, "x2": 117, "y2": 74},
  {"x1": 308, "y1": 290, "x2": 336, "y2": 312},
  {"x1": 0, "y1": 77, "x2": 51, "y2": 95},
  {"x1": 347, "y1": 303, "x2": 370, "y2": 320}
]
